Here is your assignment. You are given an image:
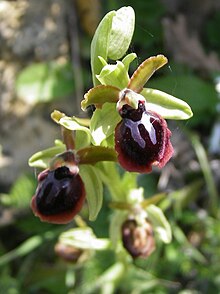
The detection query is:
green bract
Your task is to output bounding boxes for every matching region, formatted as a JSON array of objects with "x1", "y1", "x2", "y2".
[{"x1": 91, "y1": 6, "x2": 135, "y2": 85}]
